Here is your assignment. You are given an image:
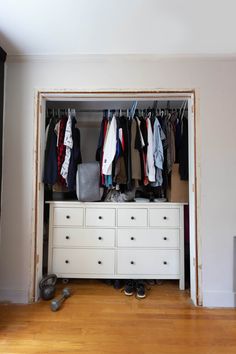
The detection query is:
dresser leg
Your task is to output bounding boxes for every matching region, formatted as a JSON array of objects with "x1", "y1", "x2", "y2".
[{"x1": 179, "y1": 277, "x2": 185, "y2": 290}]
